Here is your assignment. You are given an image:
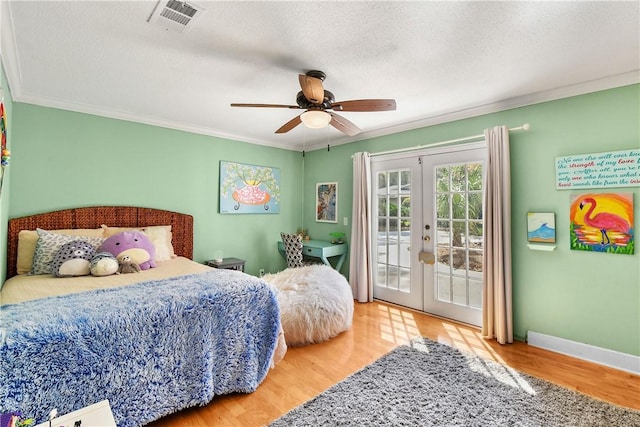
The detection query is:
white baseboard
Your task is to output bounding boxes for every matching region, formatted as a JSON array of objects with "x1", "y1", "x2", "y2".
[{"x1": 527, "y1": 331, "x2": 640, "y2": 375}]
